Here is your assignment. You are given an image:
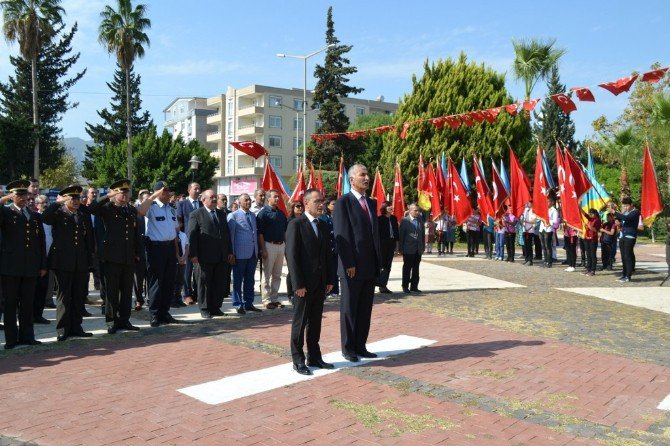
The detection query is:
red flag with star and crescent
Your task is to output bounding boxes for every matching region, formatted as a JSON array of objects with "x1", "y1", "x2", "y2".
[
  {"x1": 563, "y1": 147, "x2": 593, "y2": 198},
  {"x1": 570, "y1": 87, "x2": 596, "y2": 102},
  {"x1": 447, "y1": 158, "x2": 472, "y2": 225},
  {"x1": 491, "y1": 161, "x2": 509, "y2": 217},
  {"x1": 531, "y1": 148, "x2": 550, "y2": 225},
  {"x1": 472, "y1": 156, "x2": 494, "y2": 222},
  {"x1": 509, "y1": 148, "x2": 532, "y2": 218},
  {"x1": 641, "y1": 143, "x2": 663, "y2": 226},
  {"x1": 371, "y1": 167, "x2": 386, "y2": 216},
  {"x1": 289, "y1": 164, "x2": 306, "y2": 204},
  {"x1": 392, "y1": 162, "x2": 406, "y2": 222},
  {"x1": 261, "y1": 162, "x2": 289, "y2": 216},
  {"x1": 556, "y1": 144, "x2": 582, "y2": 231},
  {"x1": 426, "y1": 163, "x2": 442, "y2": 220},
  {"x1": 229, "y1": 141, "x2": 269, "y2": 159},
  {"x1": 599, "y1": 75, "x2": 638, "y2": 96},
  {"x1": 550, "y1": 94, "x2": 577, "y2": 114}
]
